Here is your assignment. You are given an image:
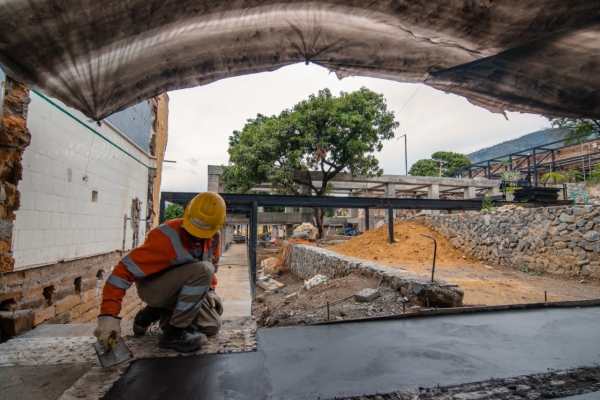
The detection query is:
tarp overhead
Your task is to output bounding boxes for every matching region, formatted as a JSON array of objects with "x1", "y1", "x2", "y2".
[{"x1": 0, "y1": 0, "x2": 599, "y2": 120}]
